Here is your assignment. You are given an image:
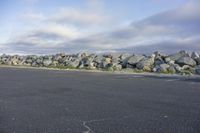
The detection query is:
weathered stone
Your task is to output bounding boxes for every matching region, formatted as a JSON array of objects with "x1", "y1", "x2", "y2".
[
  {"x1": 195, "y1": 66, "x2": 200, "y2": 75},
  {"x1": 168, "y1": 66, "x2": 176, "y2": 74},
  {"x1": 11, "y1": 58, "x2": 20, "y2": 65},
  {"x1": 136, "y1": 57, "x2": 154, "y2": 71},
  {"x1": 80, "y1": 57, "x2": 94, "y2": 68},
  {"x1": 126, "y1": 55, "x2": 145, "y2": 66},
  {"x1": 36, "y1": 58, "x2": 43, "y2": 64},
  {"x1": 5, "y1": 60, "x2": 12, "y2": 65},
  {"x1": 101, "y1": 58, "x2": 112, "y2": 68},
  {"x1": 0, "y1": 51, "x2": 200, "y2": 75},
  {"x1": 174, "y1": 64, "x2": 182, "y2": 73},
  {"x1": 176, "y1": 57, "x2": 196, "y2": 67},
  {"x1": 182, "y1": 65, "x2": 191, "y2": 70},
  {"x1": 191, "y1": 52, "x2": 199, "y2": 60},
  {"x1": 26, "y1": 59, "x2": 33, "y2": 64},
  {"x1": 195, "y1": 58, "x2": 200, "y2": 65},
  {"x1": 113, "y1": 64, "x2": 122, "y2": 71},
  {"x1": 32, "y1": 62, "x2": 39, "y2": 67},
  {"x1": 119, "y1": 53, "x2": 131, "y2": 60},
  {"x1": 65, "y1": 60, "x2": 80, "y2": 68},
  {"x1": 93, "y1": 55, "x2": 104, "y2": 64},
  {"x1": 51, "y1": 61, "x2": 59, "y2": 67},
  {"x1": 159, "y1": 64, "x2": 170, "y2": 73},
  {"x1": 43, "y1": 59, "x2": 52, "y2": 67},
  {"x1": 155, "y1": 57, "x2": 165, "y2": 65},
  {"x1": 154, "y1": 51, "x2": 166, "y2": 58},
  {"x1": 167, "y1": 50, "x2": 190, "y2": 61},
  {"x1": 181, "y1": 65, "x2": 195, "y2": 74}
]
